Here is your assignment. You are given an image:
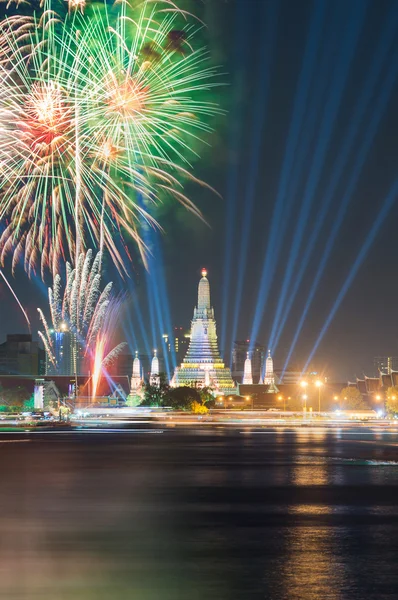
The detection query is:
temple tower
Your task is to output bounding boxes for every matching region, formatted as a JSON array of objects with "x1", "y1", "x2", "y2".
[
  {"x1": 130, "y1": 351, "x2": 142, "y2": 395},
  {"x1": 150, "y1": 349, "x2": 160, "y2": 387},
  {"x1": 242, "y1": 352, "x2": 253, "y2": 384},
  {"x1": 172, "y1": 269, "x2": 235, "y2": 394},
  {"x1": 127, "y1": 351, "x2": 144, "y2": 406},
  {"x1": 263, "y1": 349, "x2": 279, "y2": 393},
  {"x1": 264, "y1": 349, "x2": 274, "y2": 384}
]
